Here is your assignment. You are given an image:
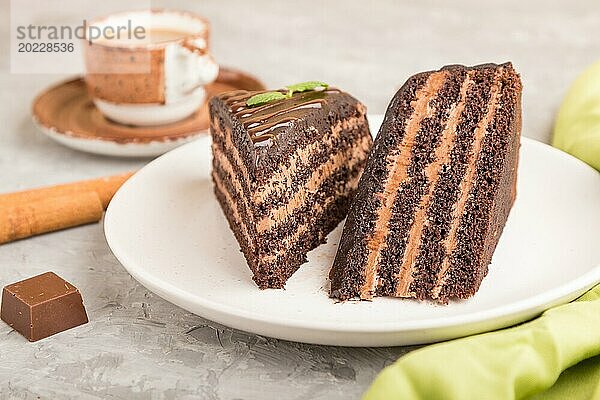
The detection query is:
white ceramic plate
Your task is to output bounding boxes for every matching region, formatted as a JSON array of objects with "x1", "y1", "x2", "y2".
[{"x1": 105, "y1": 114, "x2": 600, "y2": 346}]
